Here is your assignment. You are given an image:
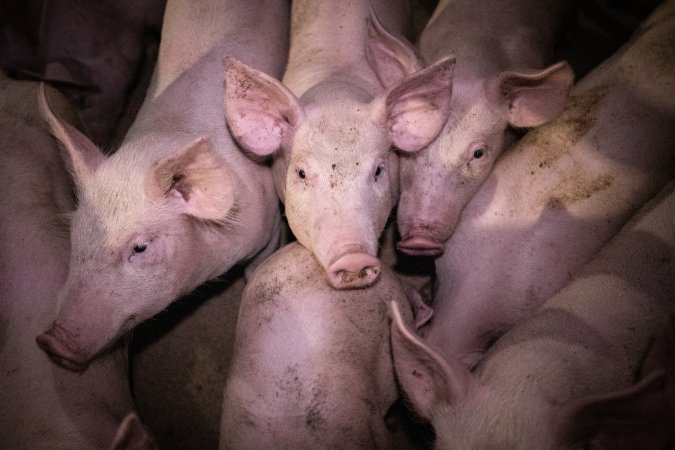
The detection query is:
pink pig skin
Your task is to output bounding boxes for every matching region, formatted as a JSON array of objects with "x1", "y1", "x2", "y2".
[
  {"x1": 35, "y1": 0, "x2": 290, "y2": 371},
  {"x1": 423, "y1": 0, "x2": 675, "y2": 368},
  {"x1": 224, "y1": 0, "x2": 456, "y2": 289},
  {"x1": 390, "y1": 178, "x2": 675, "y2": 450},
  {"x1": 0, "y1": 76, "x2": 155, "y2": 450},
  {"x1": 397, "y1": 0, "x2": 575, "y2": 256},
  {"x1": 219, "y1": 242, "x2": 417, "y2": 449}
]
